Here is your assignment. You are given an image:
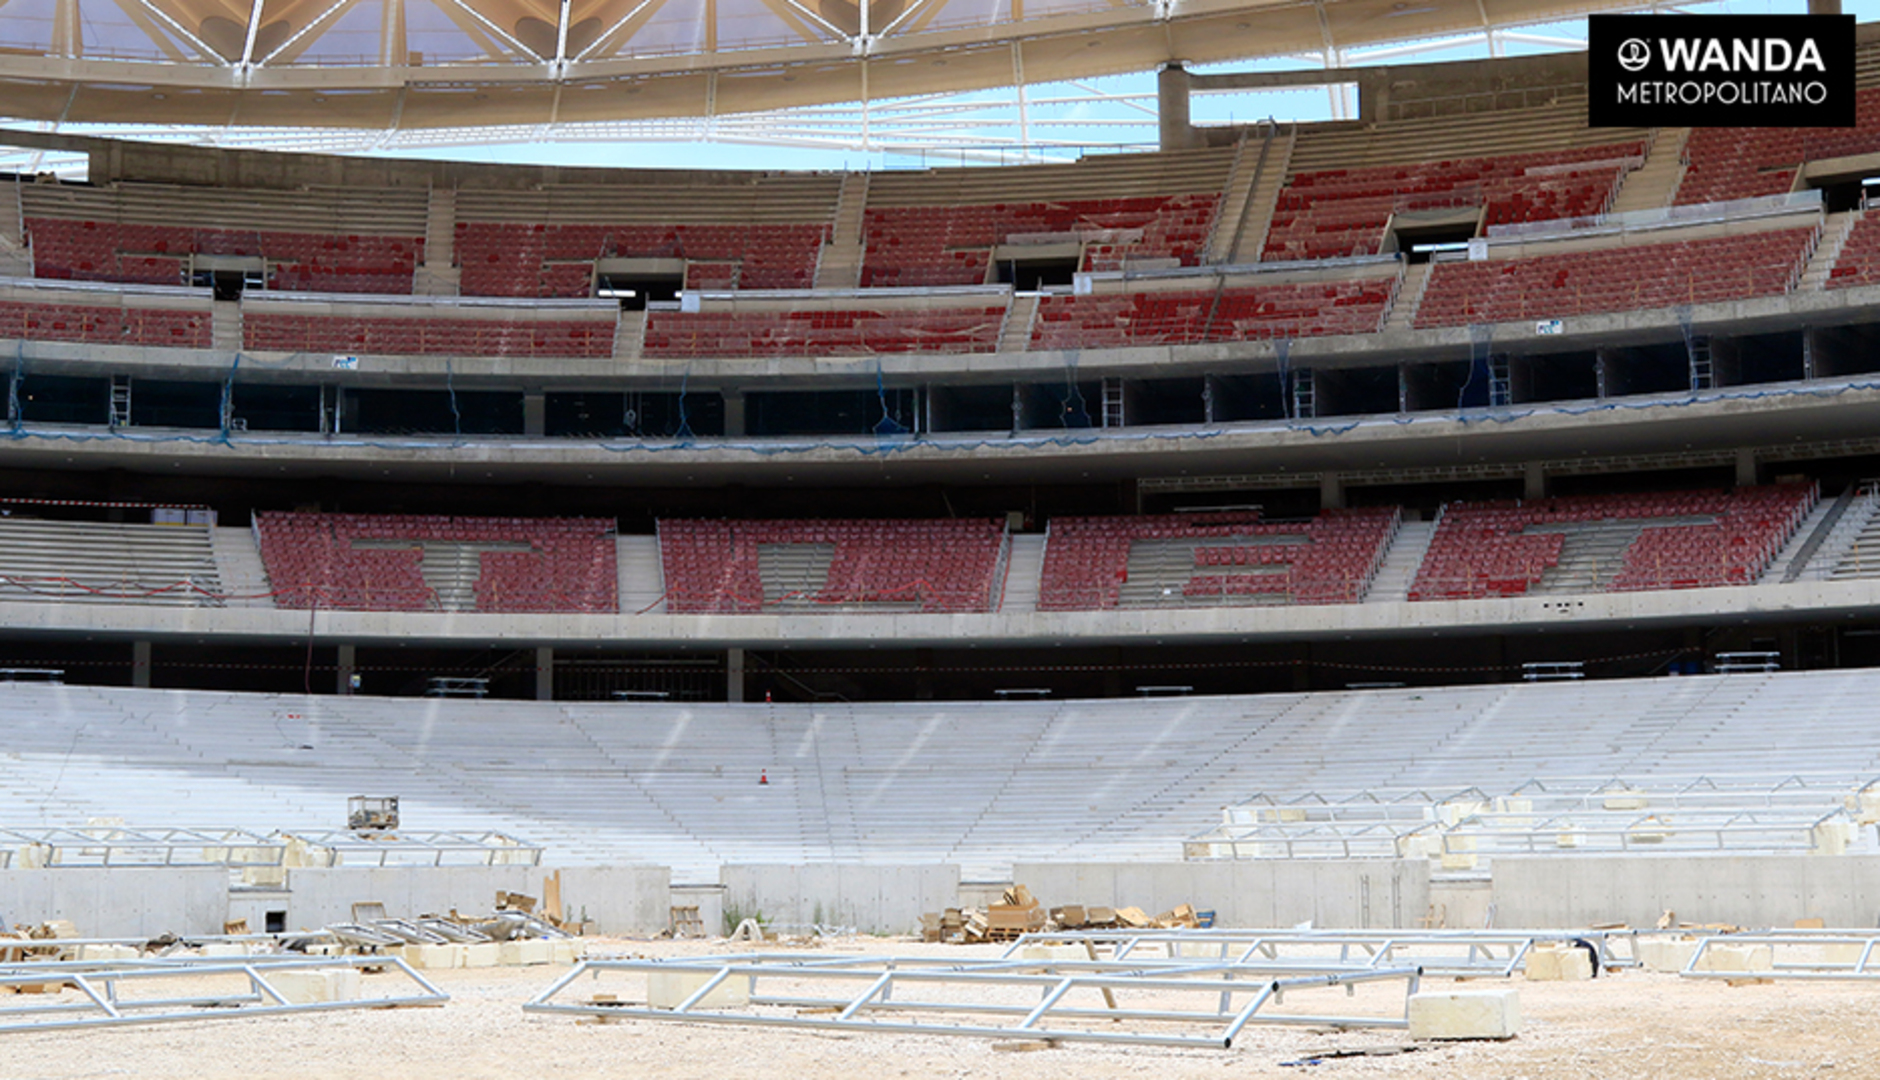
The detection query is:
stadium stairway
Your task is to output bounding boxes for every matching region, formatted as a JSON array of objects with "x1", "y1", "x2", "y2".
[
  {"x1": 1607, "y1": 128, "x2": 1690, "y2": 214},
  {"x1": 997, "y1": 534, "x2": 1045, "y2": 613},
  {"x1": 1801, "y1": 210, "x2": 1863, "y2": 290},
  {"x1": 10, "y1": 671, "x2": 1880, "y2": 880},
  {"x1": 1826, "y1": 490, "x2": 1880, "y2": 580},
  {"x1": 210, "y1": 526, "x2": 276, "y2": 608},
  {"x1": 812, "y1": 173, "x2": 869, "y2": 289},
  {"x1": 1762, "y1": 487, "x2": 1851, "y2": 583},
  {"x1": 1361, "y1": 519, "x2": 1435, "y2": 602},
  {"x1": 1379, "y1": 262, "x2": 1433, "y2": 333},
  {"x1": 0, "y1": 182, "x2": 29, "y2": 277},
  {"x1": 617, "y1": 535, "x2": 664, "y2": 614}
]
